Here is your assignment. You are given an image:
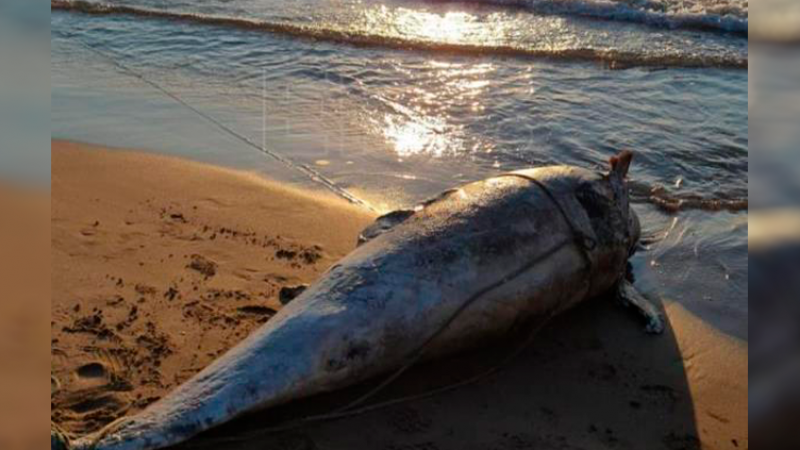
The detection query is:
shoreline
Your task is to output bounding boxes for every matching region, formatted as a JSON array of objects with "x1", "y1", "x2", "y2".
[{"x1": 48, "y1": 140, "x2": 746, "y2": 449}]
